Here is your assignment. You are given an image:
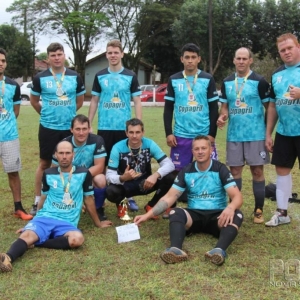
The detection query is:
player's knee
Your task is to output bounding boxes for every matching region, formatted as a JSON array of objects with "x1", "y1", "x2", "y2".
[
  {"x1": 68, "y1": 232, "x2": 84, "y2": 248},
  {"x1": 169, "y1": 207, "x2": 187, "y2": 224},
  {"x1": 106, "y1": 184, "x2": 124, "y2": 203},
  {"x1": 93, "y1": 174, "x2": 106, "y2": 188},
  {"x1": 232, "y1": 209, "x2": 243, "y2": 228}
]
